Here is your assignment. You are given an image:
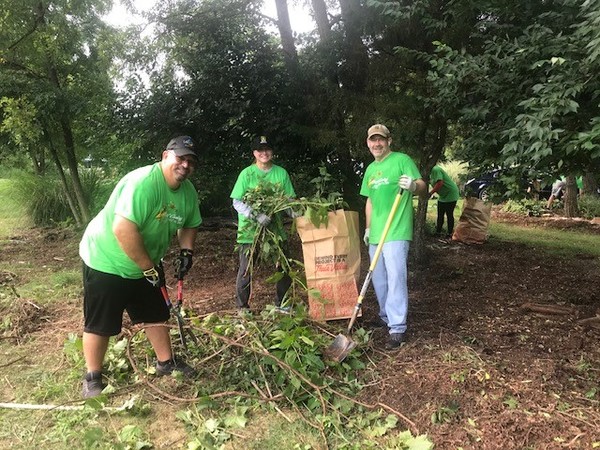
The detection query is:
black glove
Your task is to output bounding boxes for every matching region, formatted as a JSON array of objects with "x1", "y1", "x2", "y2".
[
  {"x1": 175, "y1": 248, "x2": 193, "y2": 278},
  {"x1": 143, "y1": 265, "x2": 165, "y2": 287}
]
